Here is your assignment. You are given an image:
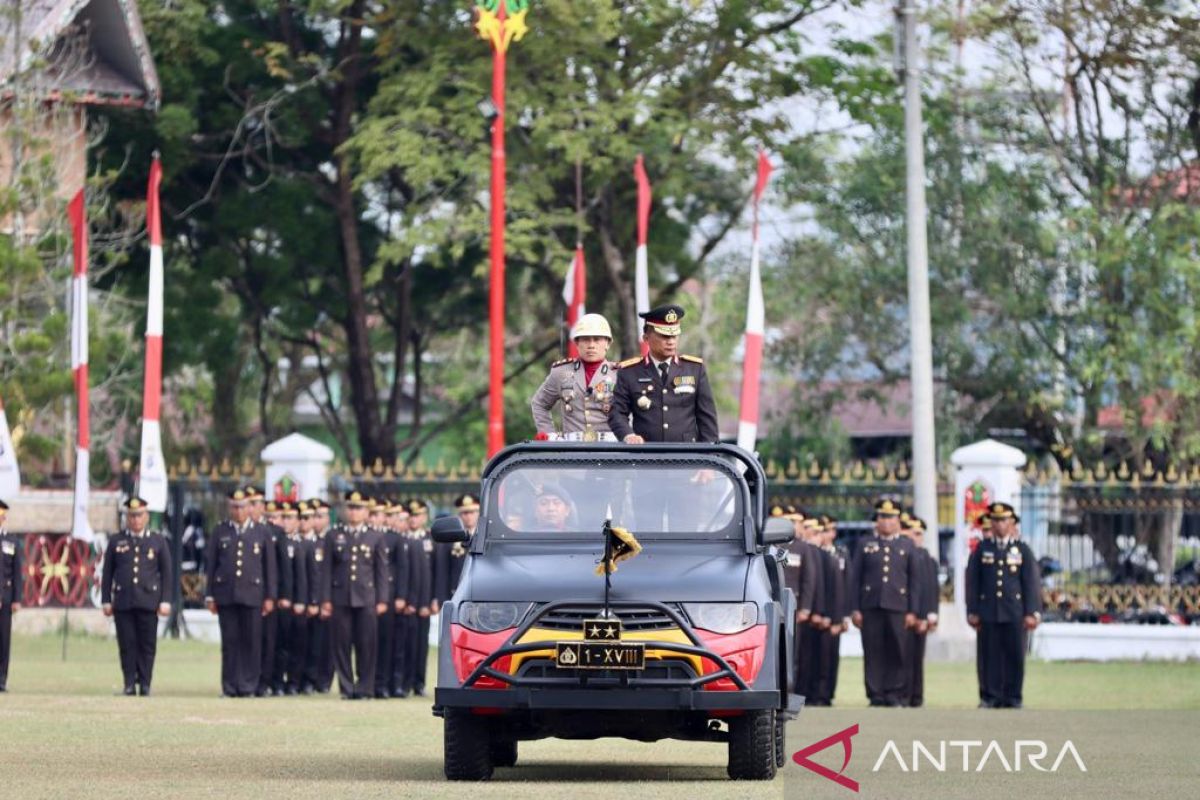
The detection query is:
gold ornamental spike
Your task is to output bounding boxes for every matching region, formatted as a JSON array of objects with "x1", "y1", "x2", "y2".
[
  {"x1": 411, "y1": 460, "x2": 429, "y2": 478},
  {"x1": 850, "y1": 461, "x2": 866, "y2": 481},
  {"x1": 371, "y1": 457, "x2": 385, "y2": 476},
  {"x1": 456, "y1": 459, "x2": 471, "y2": 479},
  {"x1": 351, "y1": 458, "x2": 364, "y2": 476},
  {"x1": 198, "y1": 456, "x2": 212, "y2": 476},
  {"x1": 820, "y1": 468, "x2": 831, "y2": 484},
  {"x1": 1069, "y1": 461, "x2": 1086, "y2": 482},
  {"x1": 1165, "y1": 463, "x2": 1181, "y2": 484},
  {"x1": 240, "y1": 457, "x2": 255, "y2": 477},
  {"x1": 786, "y1": 458, "x2": 800, "y2": 479},
  {"x1": 830, "y1": 461, "x2": 844, "y2": 480},
  {"x1": 435, "y1": 459, "x2": 450, "y2": 478},
  {"x1": 1141, "y1": 460, "x2": 1157, "y2": 480},
  {"x1": 1116, "y1": 461, "x2": 1131, "y2": 481},
  {"x1": 218, "y1": 456, "x2": 234, "y2": 476},
  {"x1": 764, "y1": 459, "x2": 779, "y2": 479},
  {"x1": 894, "y1": 462, "x2": 911, "y2": 482},
  {"x1": 808, "y1": 460, "x2": 821, "y2": 480}
]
